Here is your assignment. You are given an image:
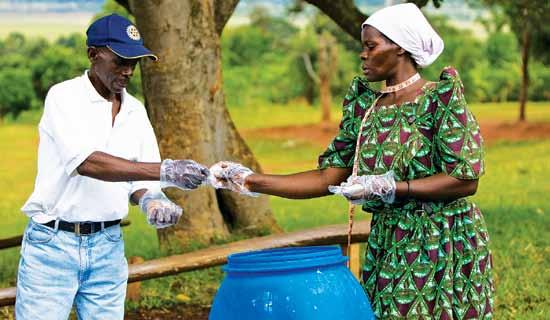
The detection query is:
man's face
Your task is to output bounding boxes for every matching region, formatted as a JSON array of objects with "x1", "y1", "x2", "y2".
[{"x1": 88, "y1": 47, "x2": 139, "y2": 94}]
